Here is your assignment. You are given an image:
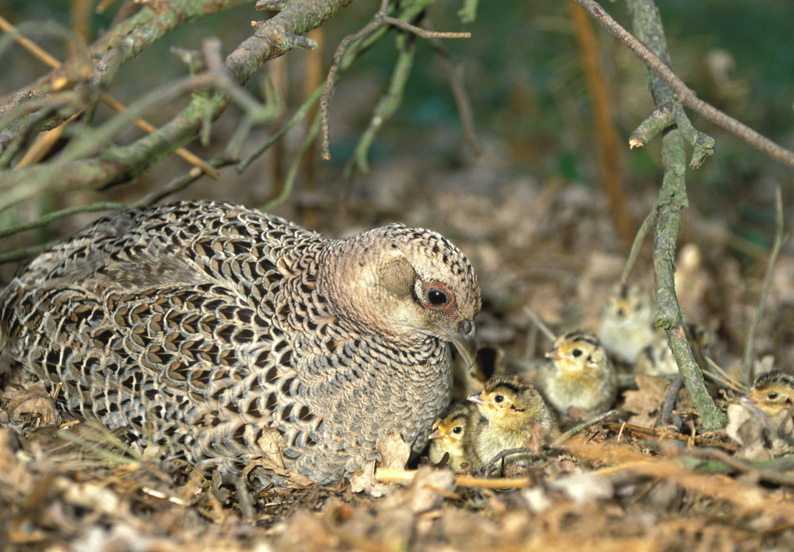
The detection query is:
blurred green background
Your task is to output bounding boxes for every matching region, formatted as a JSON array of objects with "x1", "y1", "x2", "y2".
[{"x1": 1, "y1": 0, "x2": 792, "y2": 254}]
